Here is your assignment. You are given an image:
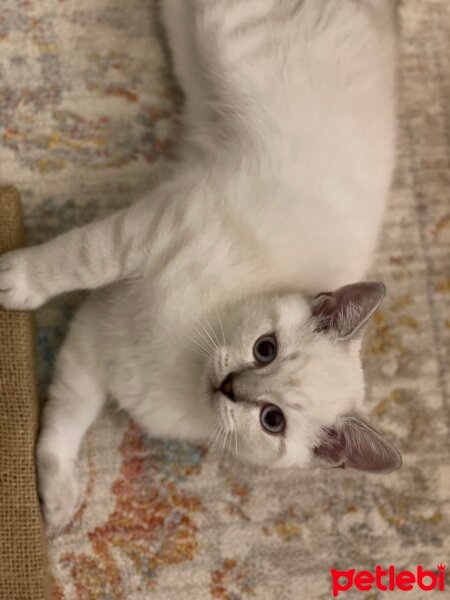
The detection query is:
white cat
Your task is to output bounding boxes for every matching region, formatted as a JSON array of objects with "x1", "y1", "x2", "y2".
[{"x1": 0, "y1": 0, "x2": 401, "y2": 529}]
